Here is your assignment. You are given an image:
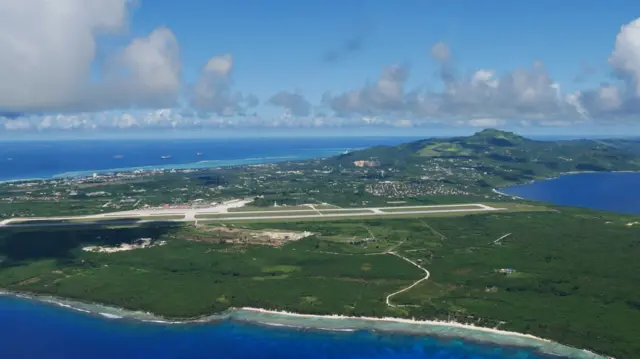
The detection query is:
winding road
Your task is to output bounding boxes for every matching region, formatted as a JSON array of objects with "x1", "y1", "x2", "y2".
[{"x1": 385, "y1": 252, "x2": 431, "y2": 308}]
